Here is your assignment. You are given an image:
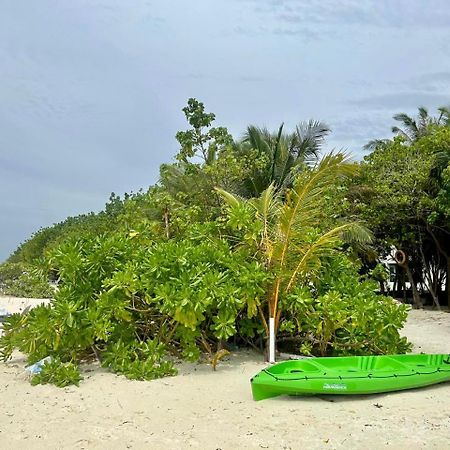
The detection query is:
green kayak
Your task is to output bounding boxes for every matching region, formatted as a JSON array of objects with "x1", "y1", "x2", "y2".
[{"x1": 251, "y1": 354, "x2": 450, "y2": 401}]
